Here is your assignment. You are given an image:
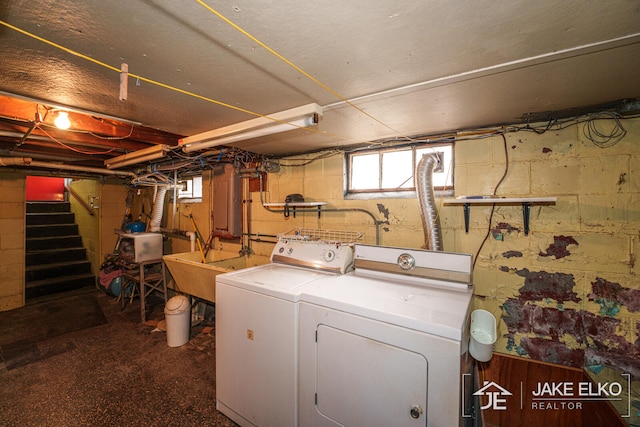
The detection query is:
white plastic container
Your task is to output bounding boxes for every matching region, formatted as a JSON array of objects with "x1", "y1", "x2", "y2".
[
  {"x1": 469, "y1": 309, "x2": 497, "y2": 362},
  {"x1": 120, "y1": 232, "x2": 163, "y2": 262},
  {"x1": 164, "y1": 295, "x2": 191, "y2": 347}
]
